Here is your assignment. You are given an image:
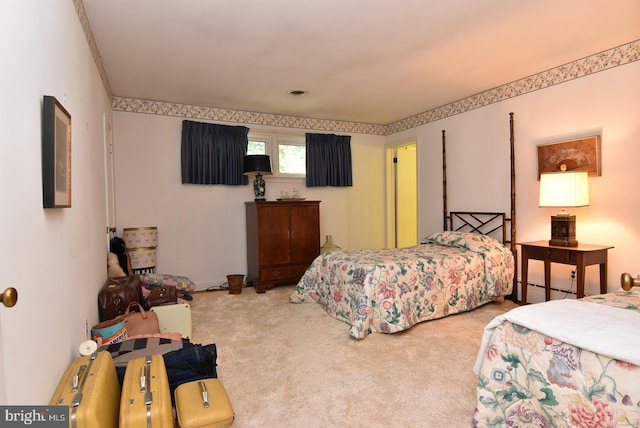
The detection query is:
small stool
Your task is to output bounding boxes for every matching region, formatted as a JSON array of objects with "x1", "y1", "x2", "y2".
[{"x1": 174, "y1": 378, "x2": 234, "y2": 428}]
